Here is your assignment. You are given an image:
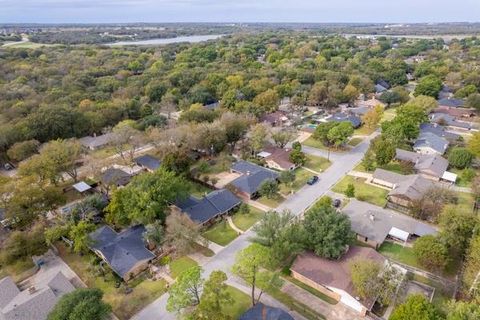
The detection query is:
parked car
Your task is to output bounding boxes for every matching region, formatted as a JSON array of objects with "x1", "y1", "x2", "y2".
[
  {"x1": 333, "y1": 199, "x2": 341, "y2": 208},
  {"x1": 307, "y1": 176, "x2": 319, "y2": 185}
]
